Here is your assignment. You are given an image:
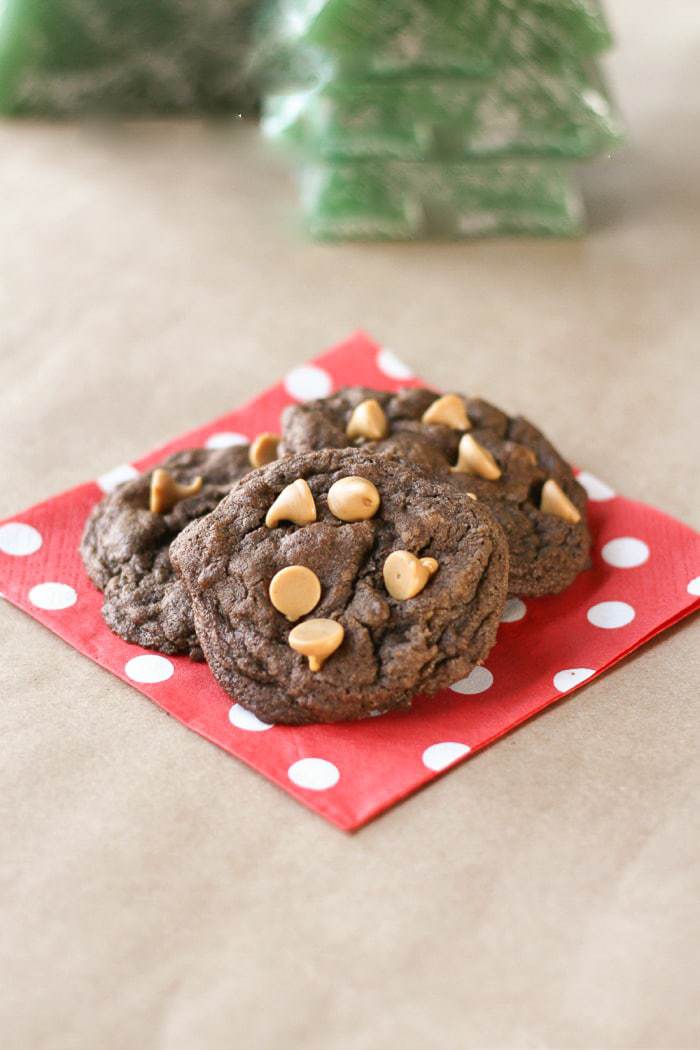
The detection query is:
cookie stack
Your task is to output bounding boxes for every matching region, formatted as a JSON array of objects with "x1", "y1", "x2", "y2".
[
  {"x1": 81, "y1": 386, "x2": 590, "y2": 724},
  {"x1": 255, "y1": 0, "x2": 623, "y2": 238}
]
